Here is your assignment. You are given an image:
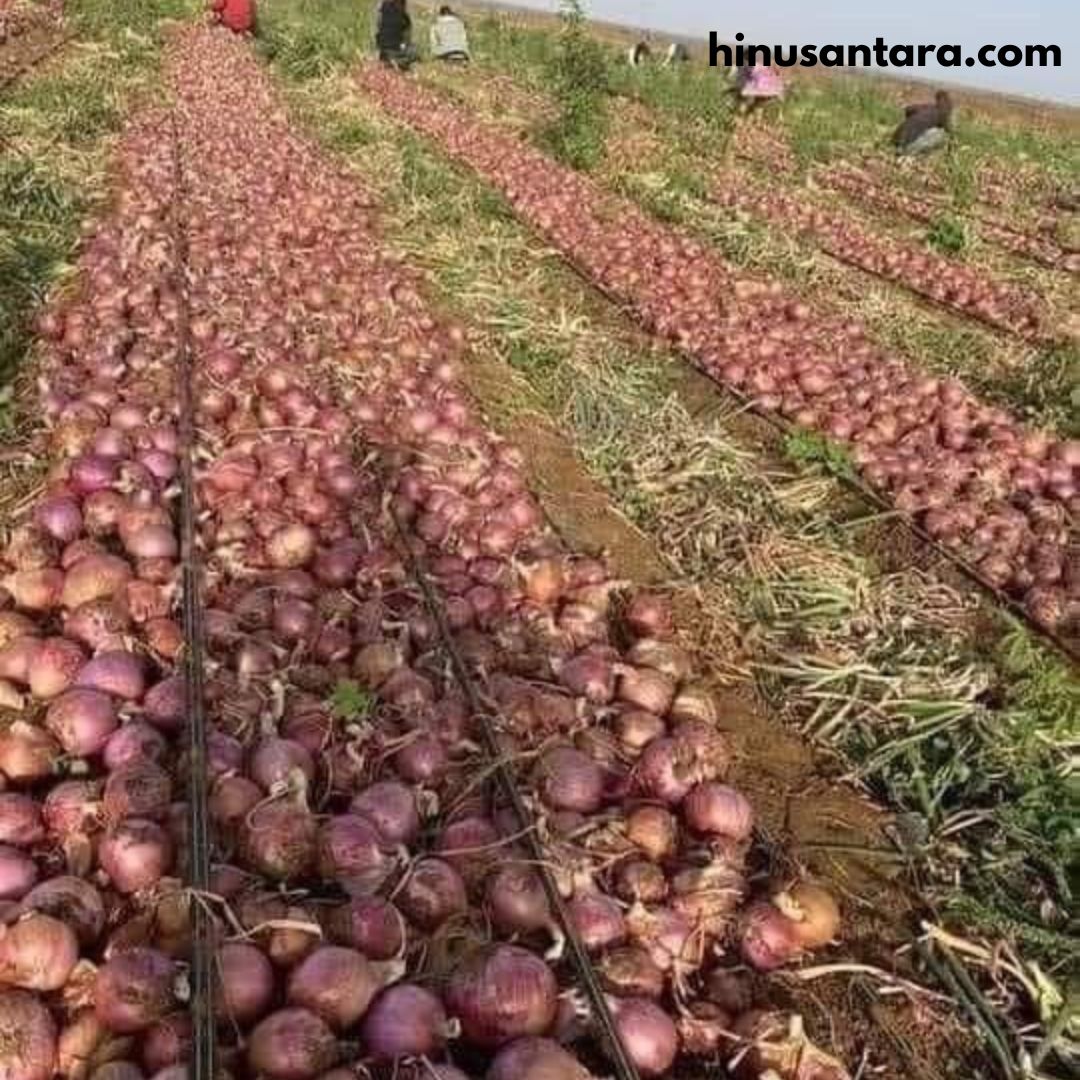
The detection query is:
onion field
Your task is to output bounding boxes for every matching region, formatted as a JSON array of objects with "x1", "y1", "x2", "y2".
[{"x1": 0, "y1": 3, "x2": 1076, "y2": 1080}]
